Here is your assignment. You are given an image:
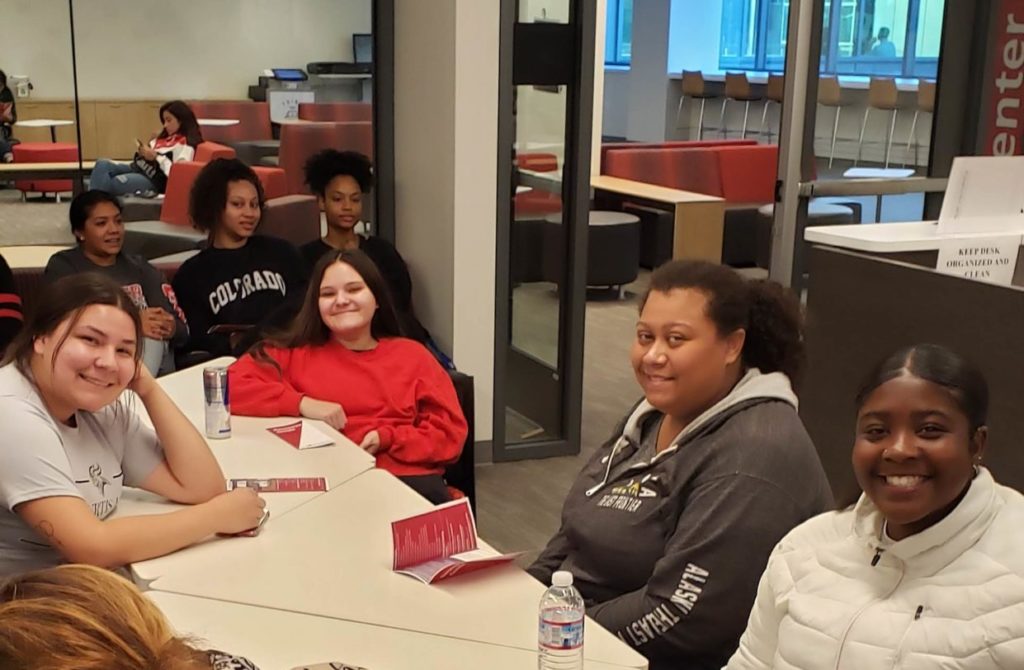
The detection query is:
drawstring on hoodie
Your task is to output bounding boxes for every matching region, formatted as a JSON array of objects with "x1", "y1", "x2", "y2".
[
  {"x1": 585, "y1": 436, "x2": 632, "y2": 497},
  {"x1": 871, "y1": 548, "x2": 884, "y2": 566}
]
